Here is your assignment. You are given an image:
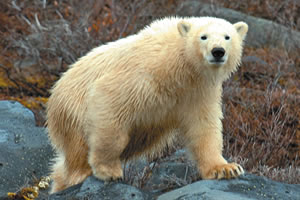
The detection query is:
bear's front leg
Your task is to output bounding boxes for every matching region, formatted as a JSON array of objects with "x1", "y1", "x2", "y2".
[
  {"x1": 85, "y1": 77, "x2": 133, "y2": 181},
  {"x1": 87, "y1": 126, "x2": 129, "y2": 181},
  {"x1": 184, "y1": 117, "x2": 244, "y2": 179}
]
